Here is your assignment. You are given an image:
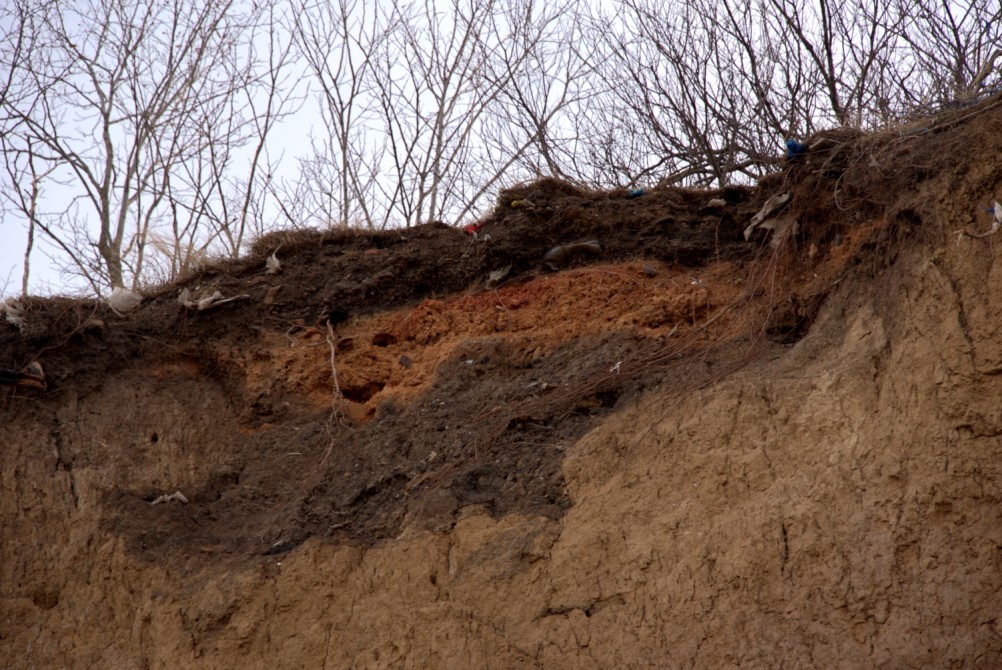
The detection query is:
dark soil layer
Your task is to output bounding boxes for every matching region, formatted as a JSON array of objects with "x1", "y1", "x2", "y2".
[{"x1": 3, "y1": 93, "x2": 1001, "y2": 573}]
